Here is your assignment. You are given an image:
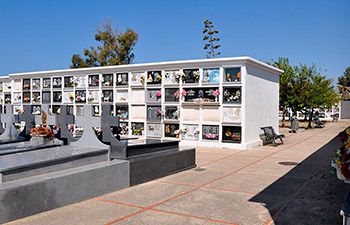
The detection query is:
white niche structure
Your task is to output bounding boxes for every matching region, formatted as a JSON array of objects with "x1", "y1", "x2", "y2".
[{"x1": 6, "y1": 57, "x2": 283, "y2": 149}]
